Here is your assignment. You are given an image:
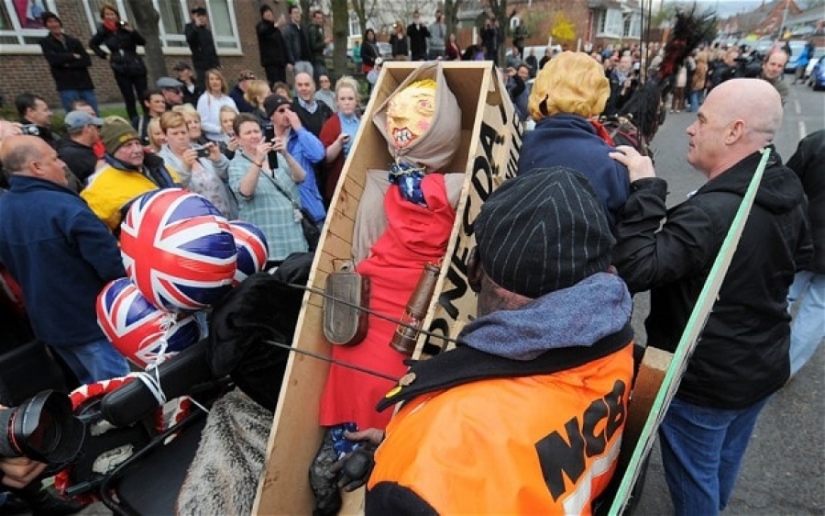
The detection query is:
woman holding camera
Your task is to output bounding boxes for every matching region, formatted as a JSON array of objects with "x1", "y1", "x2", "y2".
[
  {"x1": 89, "y1": 3, "x2": 147, "y2": 122},
  {"x1": 158, "y1": 111, "x2": 235, "y2": 219},
  {"x1": 228, "y1": 113, "x2": 308, "y2": 262},
  {"x1": 318, "y1": 76, "x2": 361, "y2": 205}
]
